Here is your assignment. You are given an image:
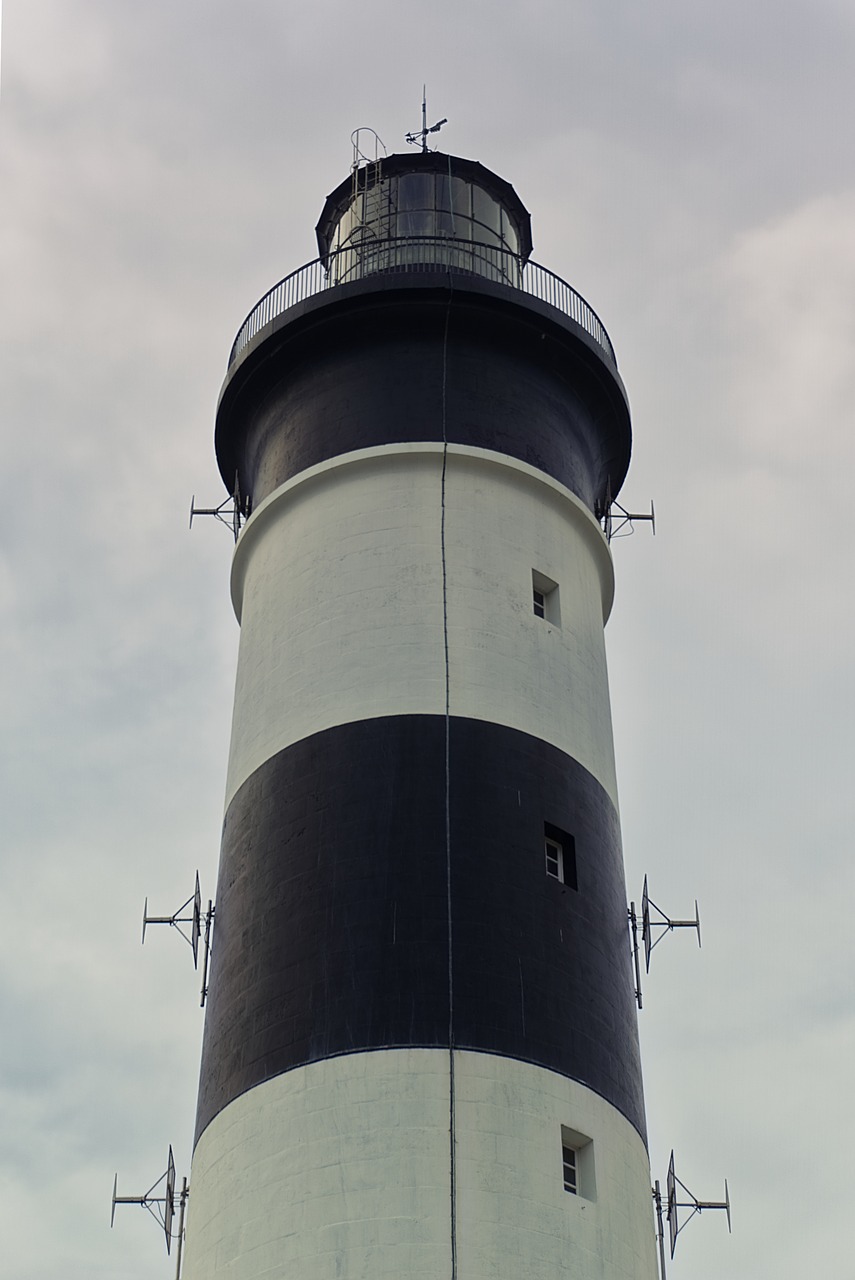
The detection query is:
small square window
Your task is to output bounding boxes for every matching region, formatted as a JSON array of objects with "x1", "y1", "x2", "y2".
[
  {"x1": 544, "y1": 822, "x2": 577, "y2": 890},
  {"x1": 532, "y1": 570, "x2": 560, "y2": 625}
]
